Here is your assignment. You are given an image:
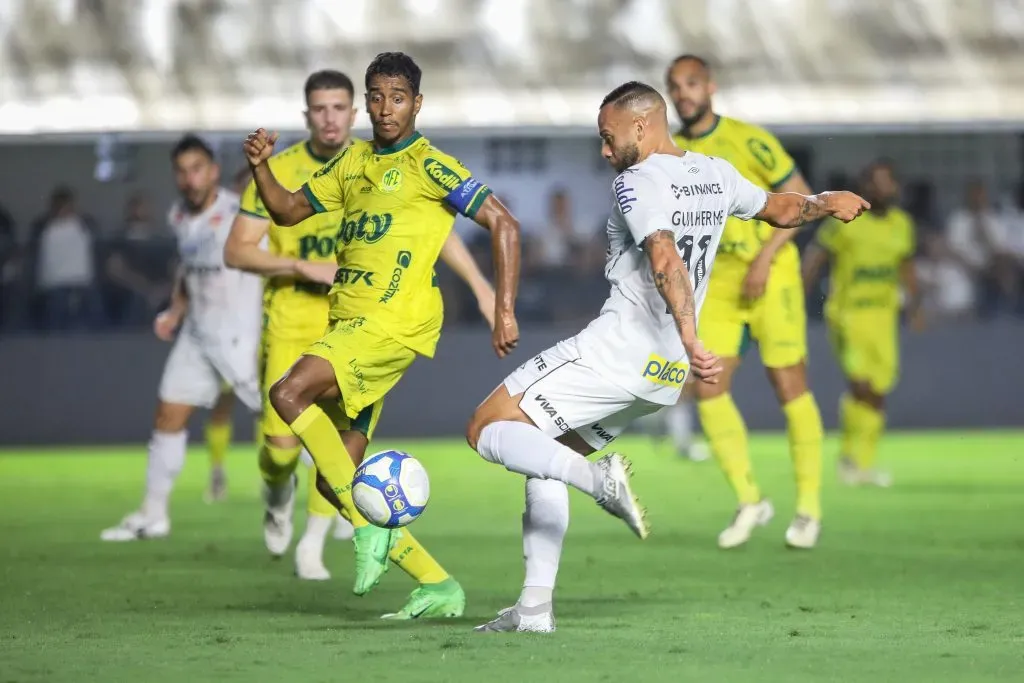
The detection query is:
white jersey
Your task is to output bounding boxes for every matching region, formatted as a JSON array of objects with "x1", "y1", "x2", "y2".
[
  {"x1": 575, "y1": 152, "x2": 768, "y2": 405},
  {"x1": 168, "y1": 189, "x2": 262, "y2": 347}
]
